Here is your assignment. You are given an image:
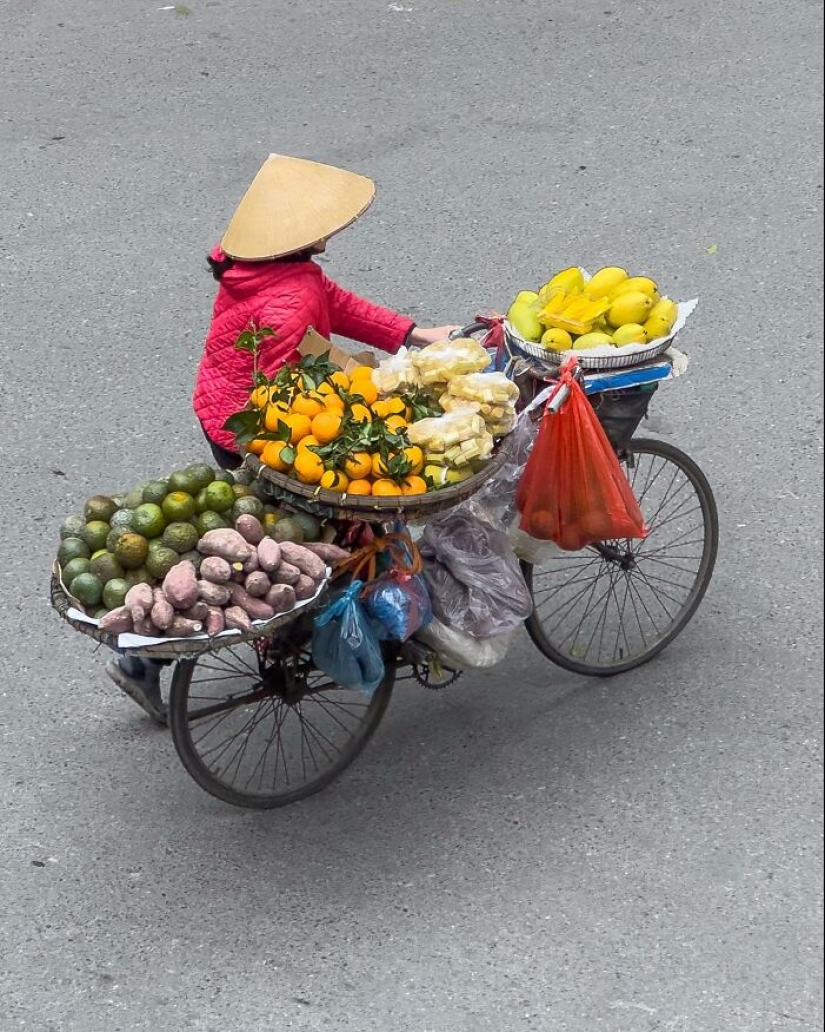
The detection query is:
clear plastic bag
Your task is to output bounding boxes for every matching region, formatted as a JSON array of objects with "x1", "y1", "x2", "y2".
[
  {"x1": 372, "y1": 346, "x2": 421, "y2": 395},
  {"x1": 311, "y1": 581, "x2": 385, "y2": 696},
  {"x1": 460, "y1": 413, "x2": 537, "y2": 529},
  {"x1": 363, "y1": 570, "x2": 433, "y2": 642},
  {"x1": 419, "y1": 510, "x2": 533, "y2": 638},
  {"x1": 415, "y1": 618, "x2": 514, "y2": 669},
  {"x1": 410, "y1": 338, "x2": 492, "y2": 385}
]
